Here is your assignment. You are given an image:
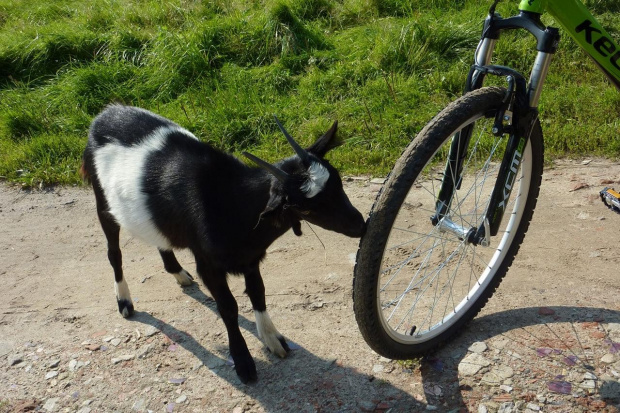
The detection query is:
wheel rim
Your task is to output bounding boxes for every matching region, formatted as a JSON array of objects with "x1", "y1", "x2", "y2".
[{"x1": 376, "y1": 114, "x2": 533, "y2": 344}]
